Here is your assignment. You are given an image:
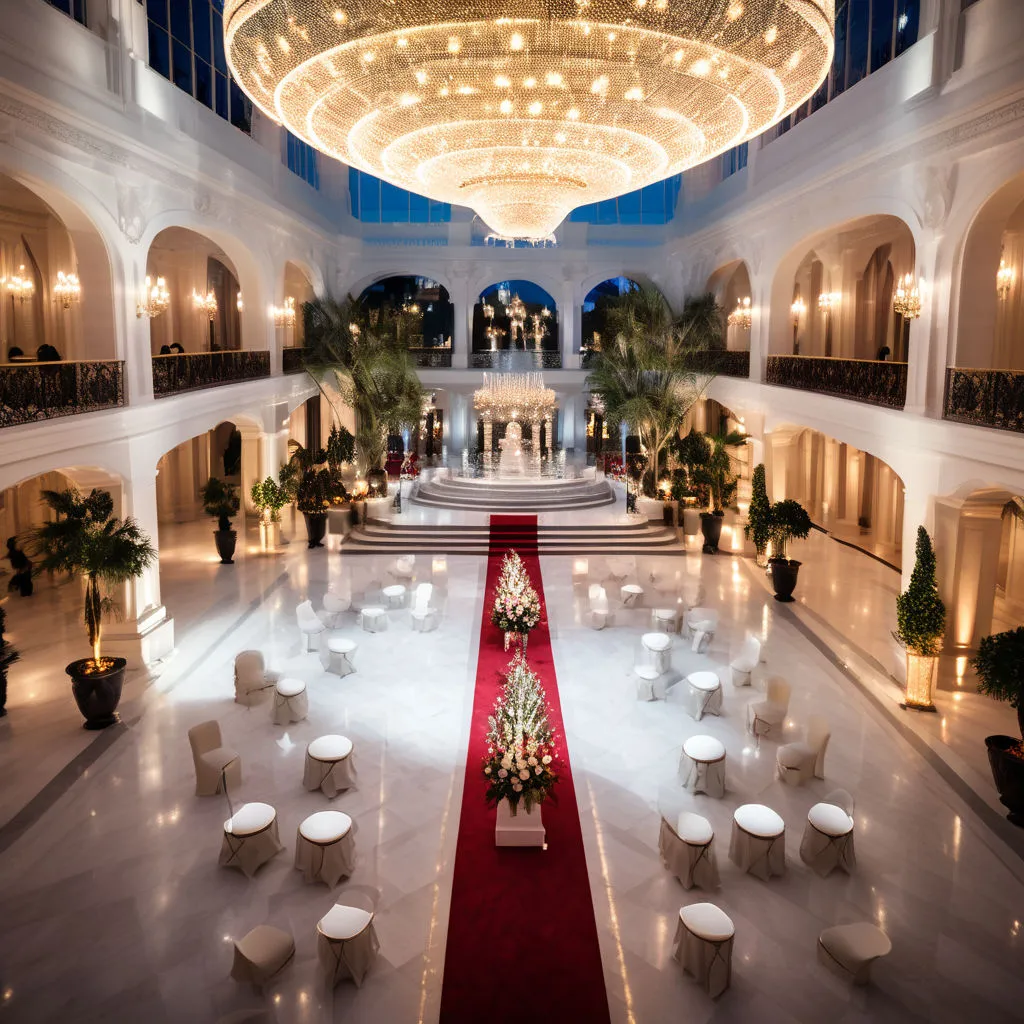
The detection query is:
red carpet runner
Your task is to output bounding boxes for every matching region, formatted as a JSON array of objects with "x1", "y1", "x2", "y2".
[{"x1": 439, "y1": 514, "x2": 610, "y2": 1023}]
